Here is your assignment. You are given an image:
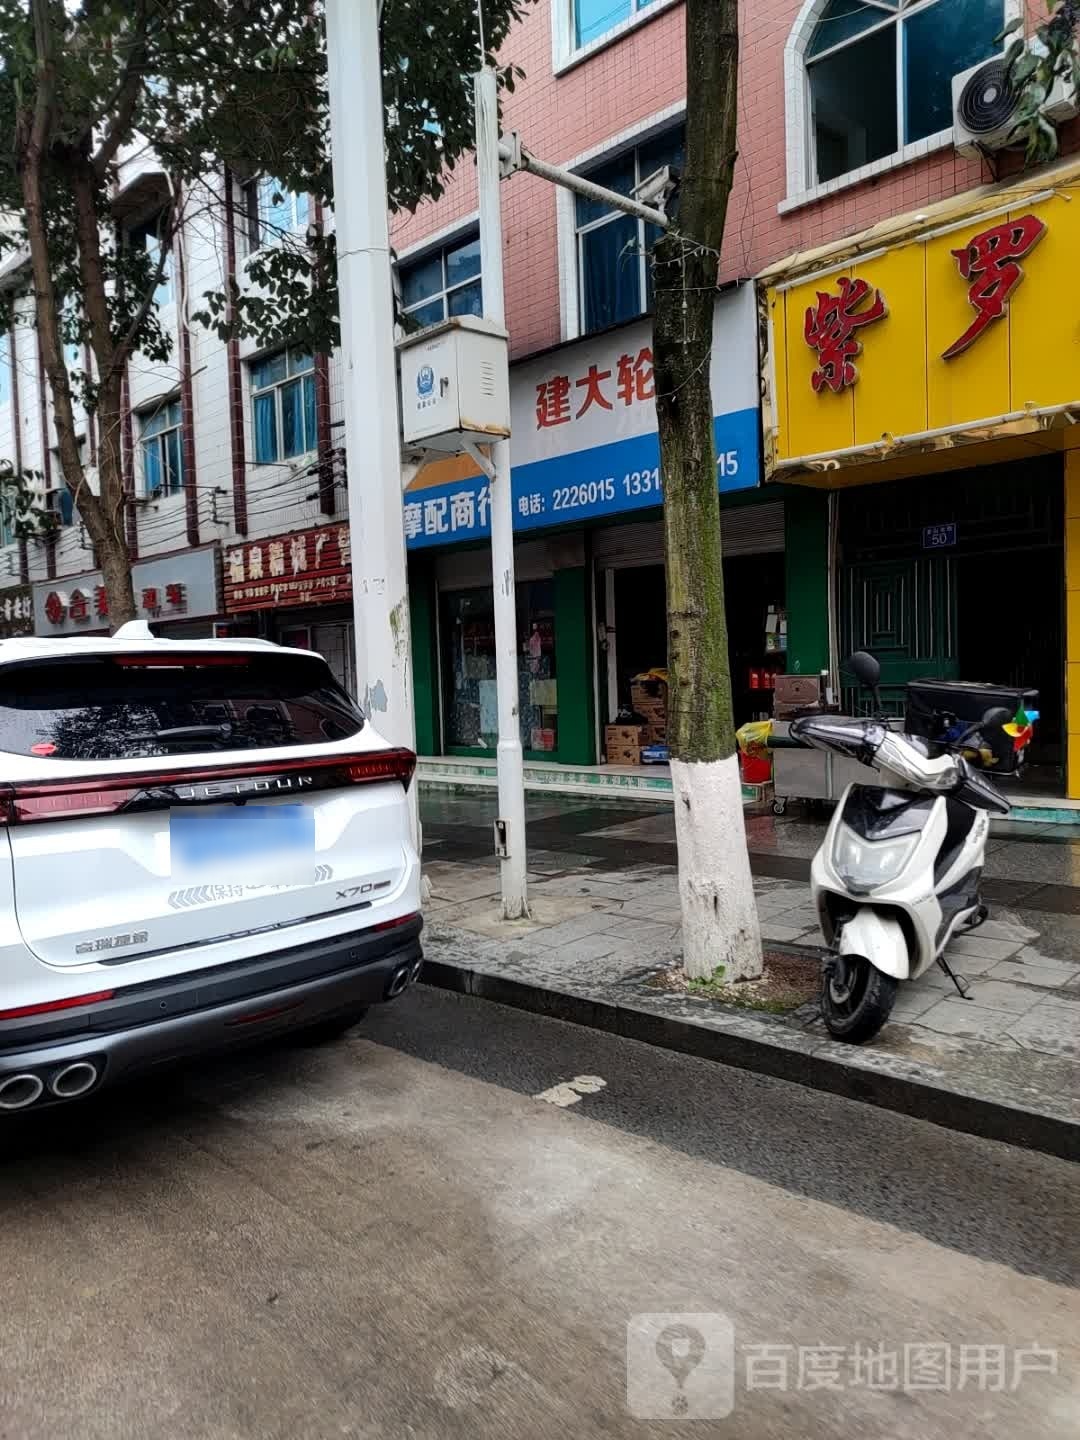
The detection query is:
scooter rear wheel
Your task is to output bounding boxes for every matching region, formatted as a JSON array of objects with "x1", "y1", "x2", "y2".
[{"x1": 821, "y1": 955, "x2": 897, "y2": 1044}]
